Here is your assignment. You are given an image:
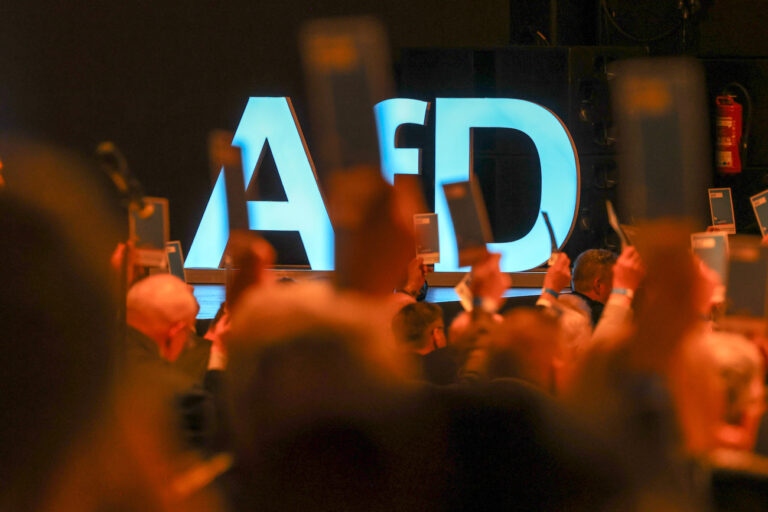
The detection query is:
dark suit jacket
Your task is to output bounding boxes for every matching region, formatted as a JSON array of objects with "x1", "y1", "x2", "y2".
[{"x1": 124, "y1": 327, "x2": 221, "y2": 453}]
